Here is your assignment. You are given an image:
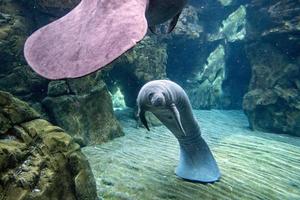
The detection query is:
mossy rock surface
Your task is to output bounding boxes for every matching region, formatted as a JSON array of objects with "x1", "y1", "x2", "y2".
[
  {"x1": 43, "y1": 74, "x2": 124, "y2": 145},
  {"x1": 0, "y1": 91, "x2": 97, "y2": 200}
]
